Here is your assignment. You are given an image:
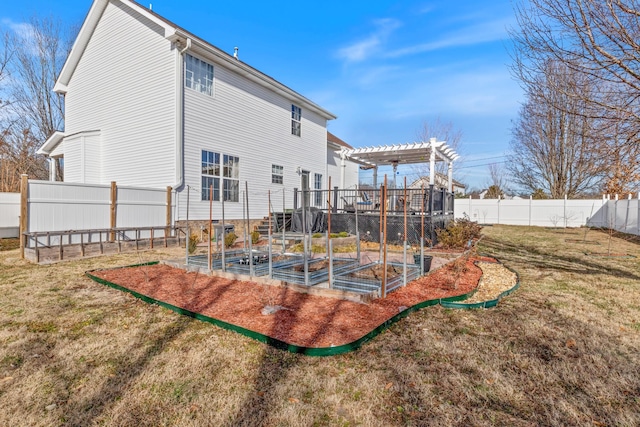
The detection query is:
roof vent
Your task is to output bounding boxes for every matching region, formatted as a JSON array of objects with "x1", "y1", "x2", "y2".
[{"x1": 234, "y1": 47, "x2": 239, "y2": 60}]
